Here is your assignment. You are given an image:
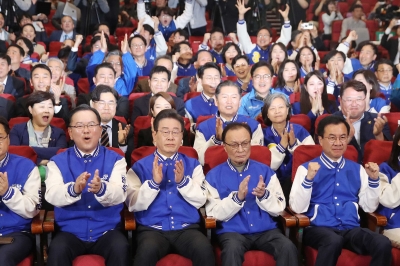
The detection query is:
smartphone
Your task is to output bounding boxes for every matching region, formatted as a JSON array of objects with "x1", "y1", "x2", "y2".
[
  {"x1": 301, "y1": 22, "x2": 314, "y2": 30},
  {"x1": 32, "y1": 21, "x2": 42, "y2": 32},
  {"x1": 396, "y1": 20, "x2": 400, "y2": 26}
]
